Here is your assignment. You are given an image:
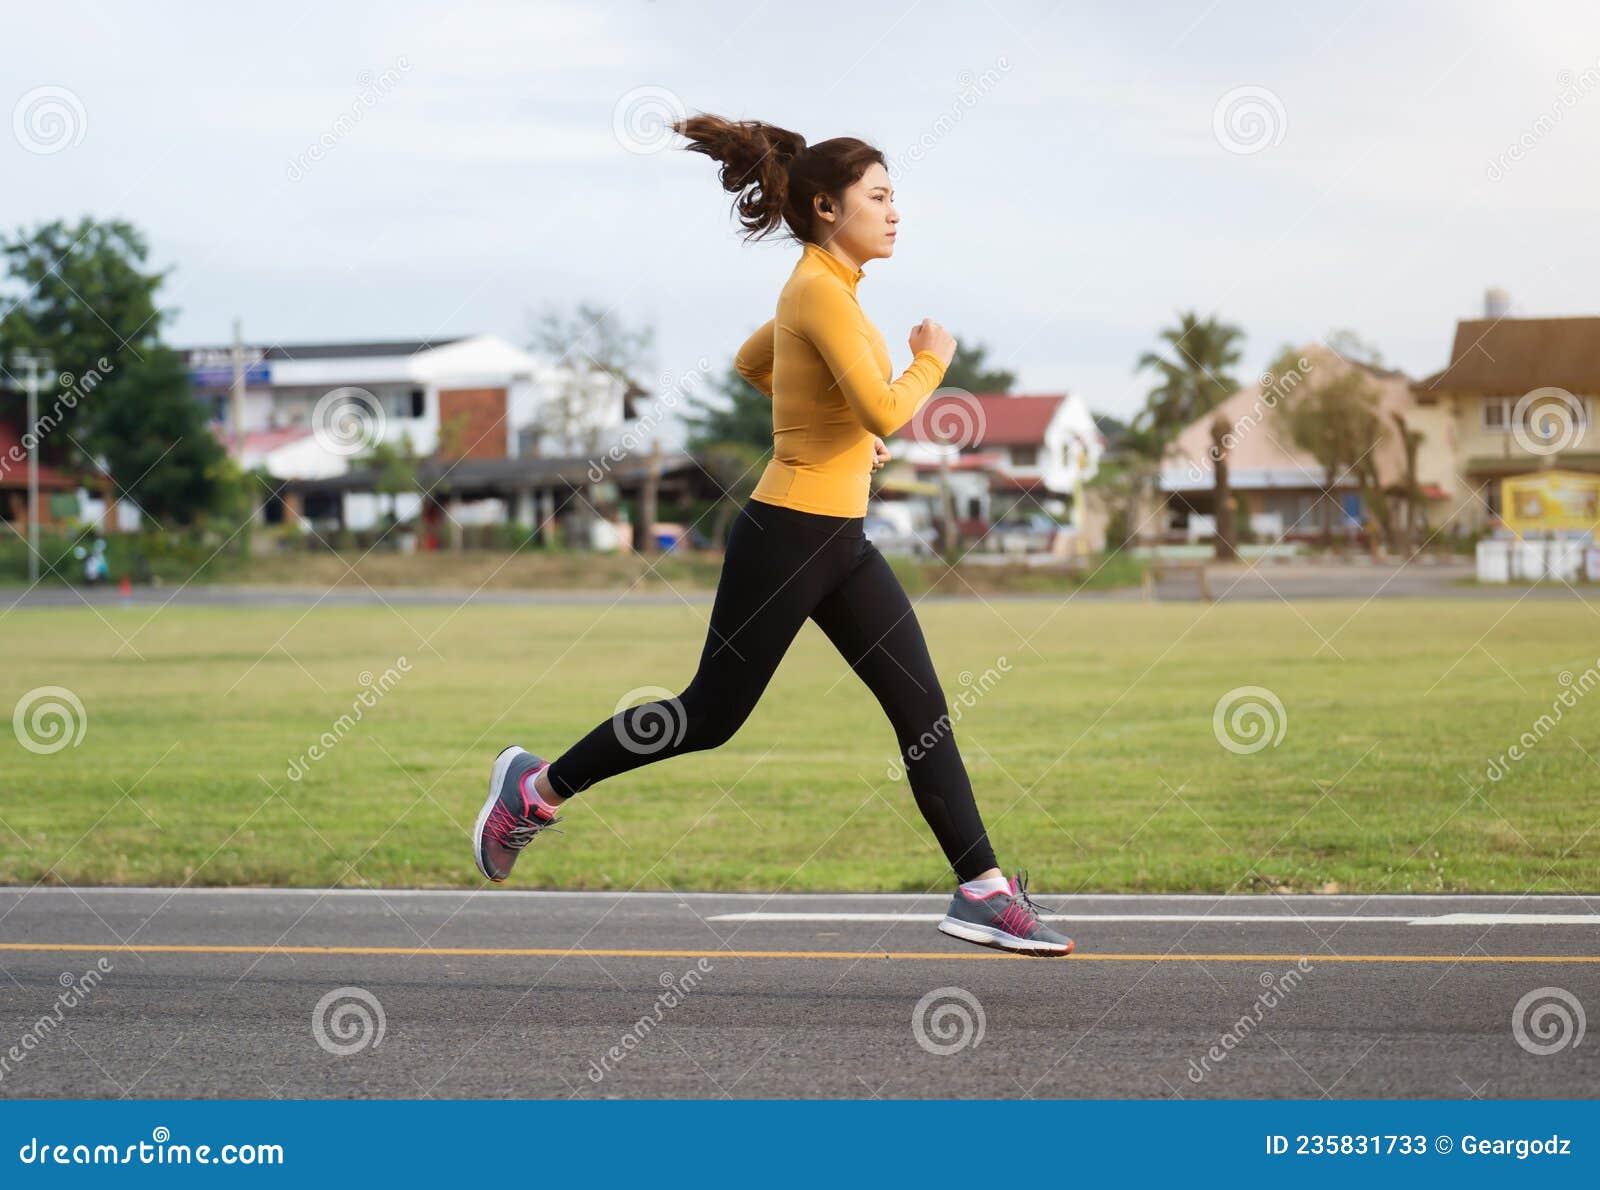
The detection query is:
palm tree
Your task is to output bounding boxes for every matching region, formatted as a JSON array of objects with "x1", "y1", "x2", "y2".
[
  {"x1": 1133, "y1": 312, "x2": 1244, "y2": 556},
  {"x1": 1133, "y1": 311, "x2": 1245, "y2": 455}
]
